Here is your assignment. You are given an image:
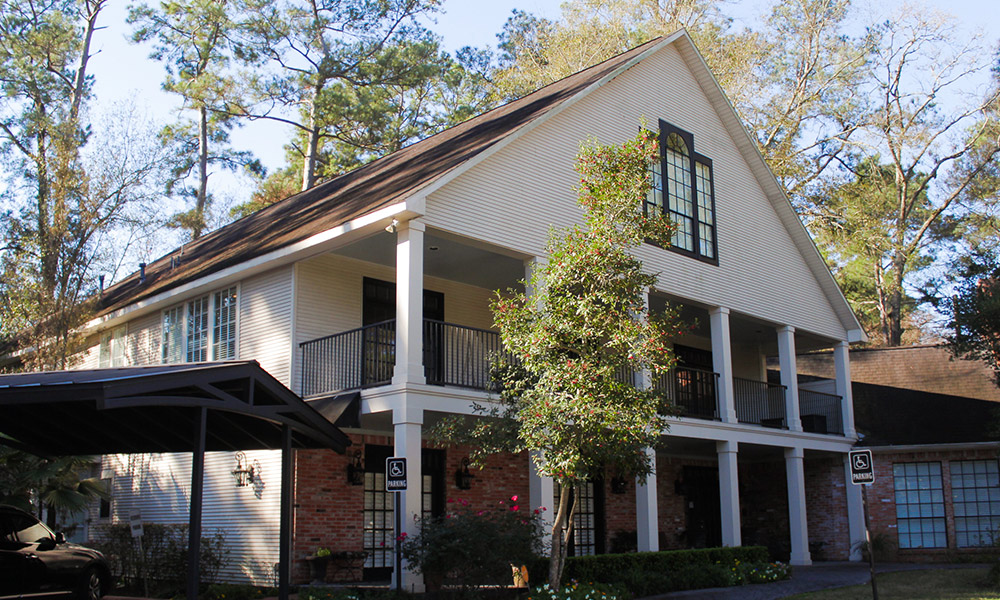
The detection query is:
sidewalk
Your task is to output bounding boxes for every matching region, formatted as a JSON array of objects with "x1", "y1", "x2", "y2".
[{"x1": 646, "y1": 561, "x2": 990, "y2": 600}]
